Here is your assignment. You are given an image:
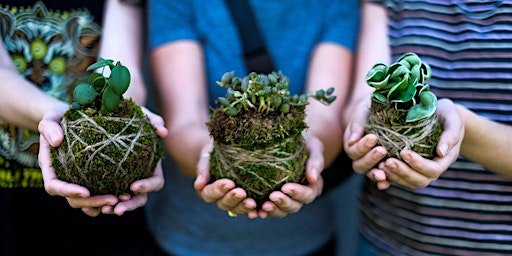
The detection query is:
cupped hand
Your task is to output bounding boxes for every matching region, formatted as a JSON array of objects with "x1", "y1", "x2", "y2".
[
  {"x1": 194, "y1": 143, "x2": 260, "y2": 219},
  {"x1": 376, "y1": 98, "x2": 463, "y2": 189},
  {"x1": 343, "y1": 98, "x2": 388, "y2": 176},
  {"x1": 38, "y1": 108, "x2": 168, "y2": 217},
  {"x1": 257, "y1": 134, "x2": 325, "y2": 219}
]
